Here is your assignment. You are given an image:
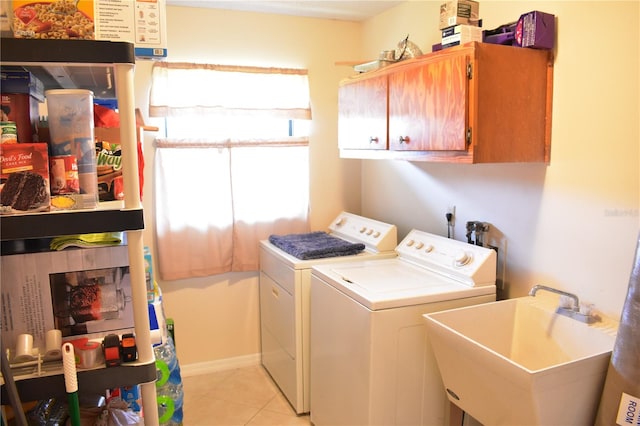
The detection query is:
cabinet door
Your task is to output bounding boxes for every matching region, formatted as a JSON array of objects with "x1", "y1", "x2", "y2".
[
  {"x1": 338, "y1": 74, "x2": 388, "y2": 150},
  {"x1": 389, "y1": 53, "x2": 469, "y2": 151}
]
